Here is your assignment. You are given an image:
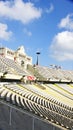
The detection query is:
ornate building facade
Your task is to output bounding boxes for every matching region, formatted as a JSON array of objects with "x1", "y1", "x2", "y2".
[{"x1": 0, "y1": 46, "x2": 32, "y2": 69}]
